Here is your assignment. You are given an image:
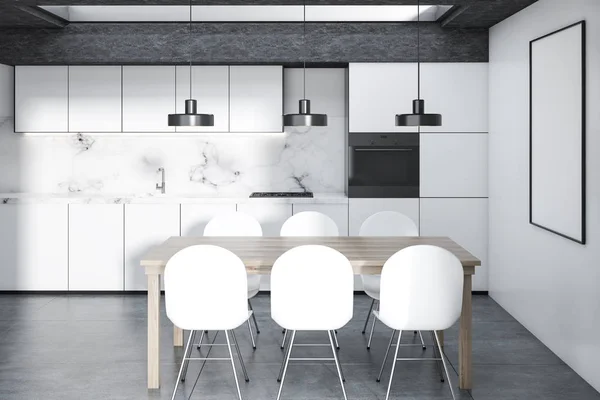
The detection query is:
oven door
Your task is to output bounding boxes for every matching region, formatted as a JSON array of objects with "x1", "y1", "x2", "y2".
[{"x1": 348, "y1": 145, "x2": 419, "y2": 198}]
